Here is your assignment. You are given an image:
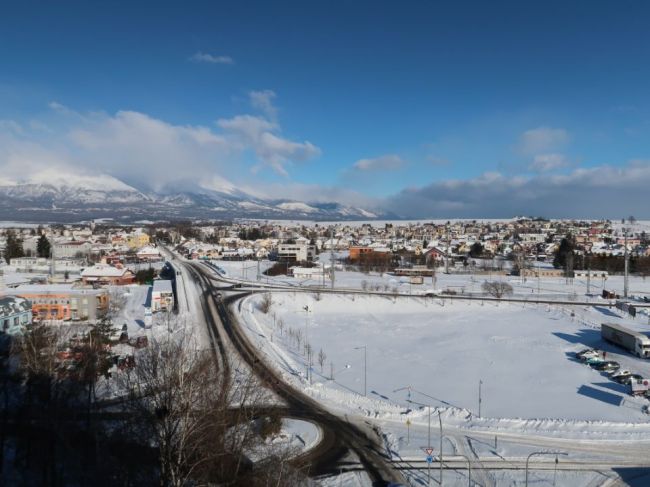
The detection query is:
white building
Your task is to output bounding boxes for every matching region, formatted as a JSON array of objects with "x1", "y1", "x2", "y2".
[
  {"x1": 54, "y1": 241, "x2": 92, "y2": 258},
  {"x1": 278, "y1": 239, "x2": 316, "y2": 262},
  {"x1": 151, "y1": 279, "x2": 174, "y2": 312},
  {"x1": 290, "y1": 266, "x2": 329, "y2": 280}
]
